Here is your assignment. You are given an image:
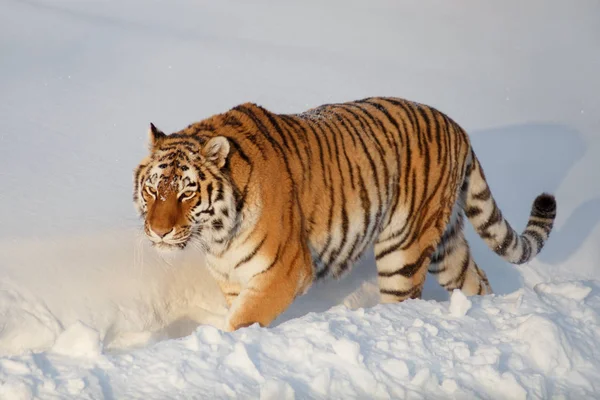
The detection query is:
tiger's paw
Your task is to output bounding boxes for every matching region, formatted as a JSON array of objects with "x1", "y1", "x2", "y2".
[{"x1": 223, "y1": 315, "x2": 261, "y2": 332}]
